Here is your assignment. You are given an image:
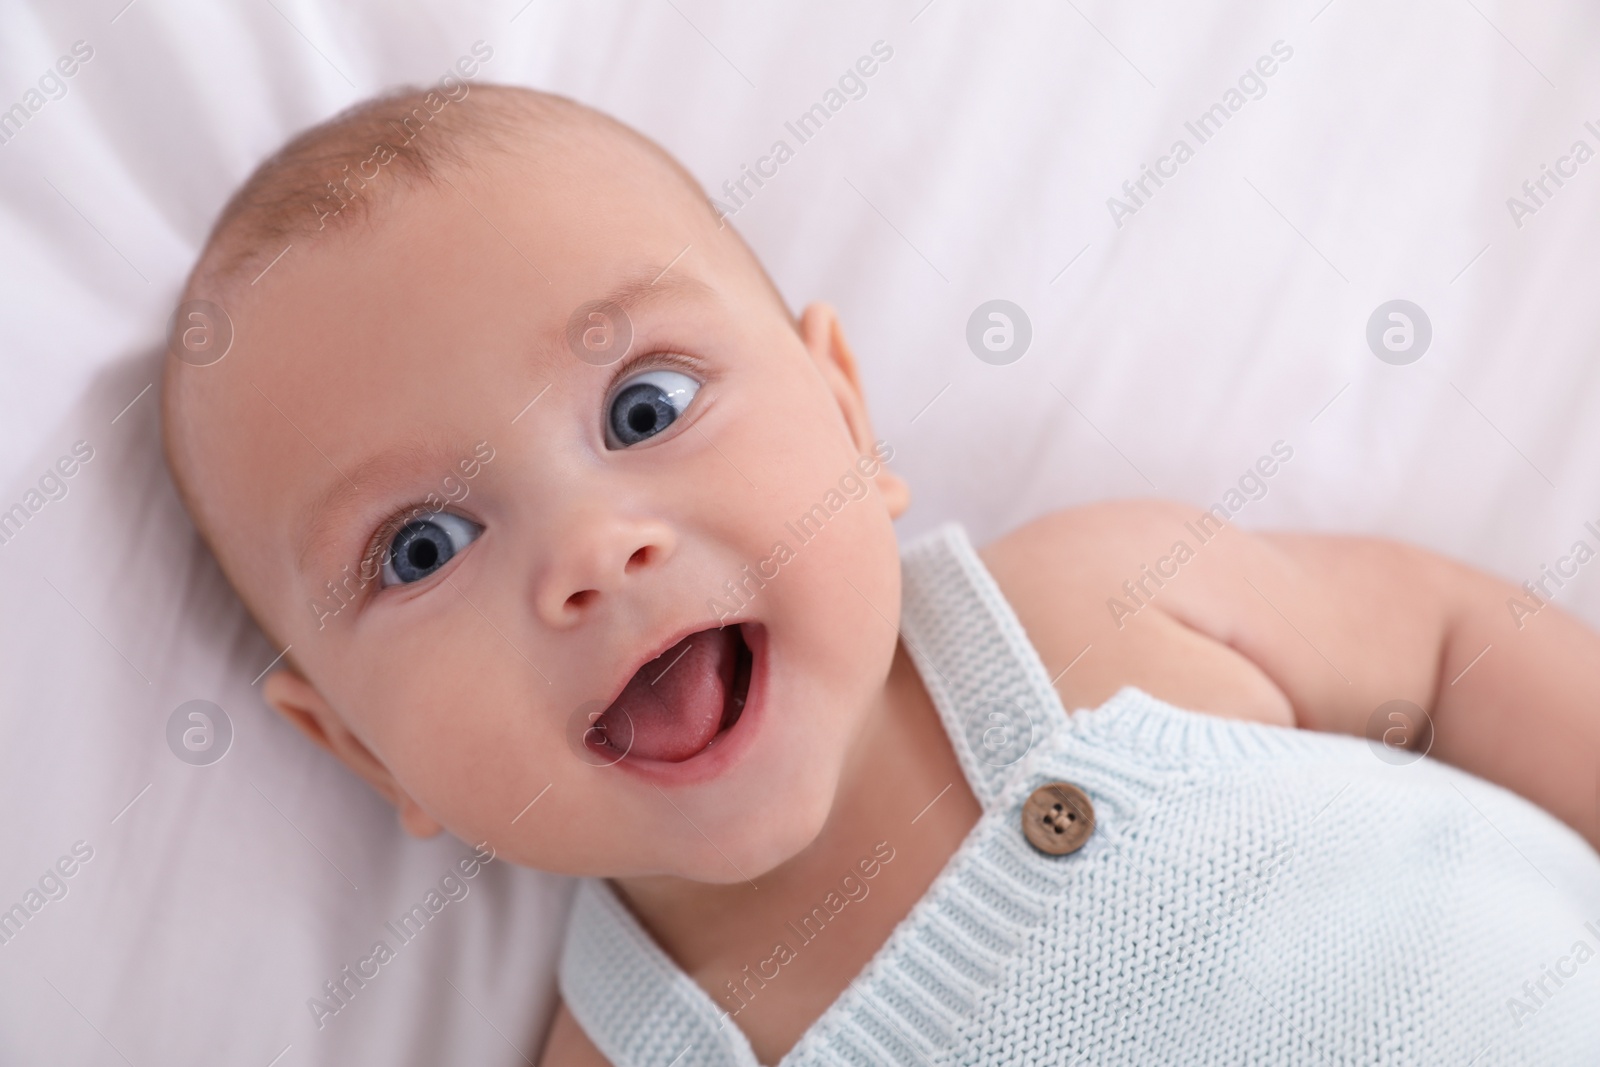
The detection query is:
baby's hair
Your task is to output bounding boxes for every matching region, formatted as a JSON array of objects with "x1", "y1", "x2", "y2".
[{"x1": 184, "y1": 82, "x2": 775, "y2": 305}]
